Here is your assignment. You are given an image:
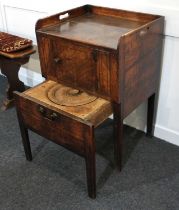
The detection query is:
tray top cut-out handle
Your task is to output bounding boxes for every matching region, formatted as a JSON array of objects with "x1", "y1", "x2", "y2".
[
  {"x1": 59, "y1": 13, "x2": 69, "y2": 20},
  {"x1": 139, "y1": 27, "x2": 150, "y2": 37}
]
